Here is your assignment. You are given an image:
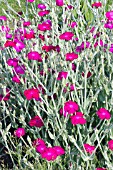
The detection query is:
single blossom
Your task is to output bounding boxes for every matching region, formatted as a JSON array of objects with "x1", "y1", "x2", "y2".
[
  {"x1": 41, "y1": 147, "x2": 58, "y2": 161},
  {"x1": 37, "y1": 4, "x2": 46, "y2": 10},
  {"x1": 96, "y1": 168, "x2": 107, "y2": 170},
  {"x1": 29, "y1": 116, "x2": 44, "y2": 128},
  {"x1": 92, "y1": 2, "x2": 102, "y2": 8},
  {"x1": 32, "y1": 138, "x2": 46, "y2": 147},
  {"x1": 53, "y1": 146, "x2": 65, "y2": 156},
  {"x1": 6, "y1": 58, "x2": 18, "y2": 67},
  {"x1": 36, "y1": 144, "x2": 47, "y2": 153},
  {"x1": 13, "y1": 65, "x2": 26, "y2": 75},
  {"x1": 84, "y1": 143, "x2": 95, "y2": 154},
  {"x1": 59, "y1": 32, "x2": 74, "y2": 41},
  {"x1": 0, "y1": 15, "x2": 7, "y2": 21},
  {"x1": 70, "y1": 112, "x2": 86, "y2": 125},
  {"x1": 108, "y1": 140, "x2": 113, "y2": 151},
  {"x1": 38, "y1": 22, "x2": 51, "y2": 31},
  {"x1": 12, "y1": 75, "x2": 21, "y2": 84},
  {"x1": 38, "y1": 10, "x2": 50, "y2": 17},
  {"x1": 106, "y1": 11, "x2": 113, "y2": 21},
  {"x1": 27, "y1": 51, "x2": 42, "y2": 61},
  {"x1": 23, "y1": 21, "x2": 31, "y2": 27},
  {"x1": 64, "y1": 100, "x2": 79, "y2": 114},
  {"x1": 14, "y1": 128, "x2": 25, "y2": 138},
  {"x1": 56, "y1": 0, "x2": 64, "y2": 6},
  {"x1": 27, "y1": 0, "x2": 35, "y2": 3},
  {"x1": 57, "y1": 71, "x2": 68, "y2": 80},
  {"x1": 65, "y1": 52, "x2": 78, "y2": 61},
  {"x1": 24, "y1": 88, "x2": 40, "y2": 100},
  {"x1": 97, "y1": 108, "x2": 111, "y2": 120}
]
